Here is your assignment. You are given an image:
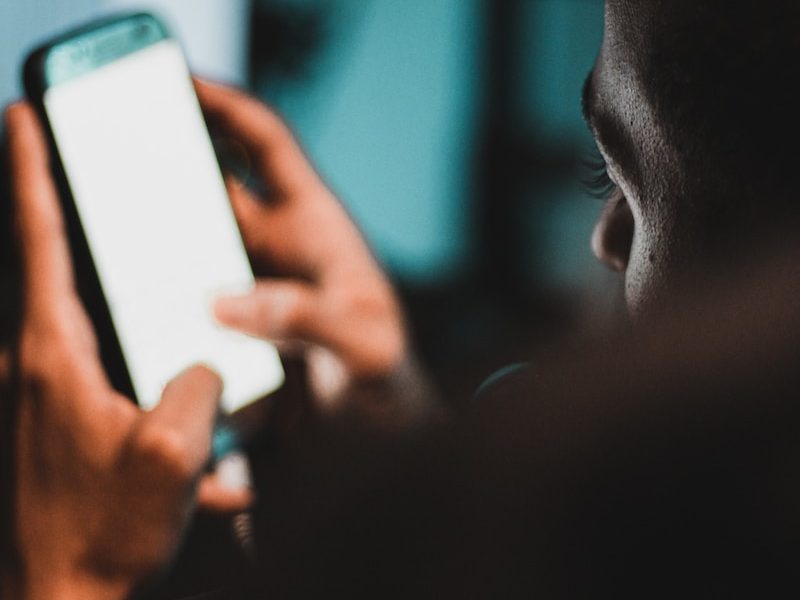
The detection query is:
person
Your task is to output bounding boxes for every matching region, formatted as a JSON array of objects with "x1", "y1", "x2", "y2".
[
  {"x1": 3, "y1": 0, "x2": 800, "y2": 597},
  {"x1": 587, "y1": 0, "x2": 800, "y2": 316}
]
